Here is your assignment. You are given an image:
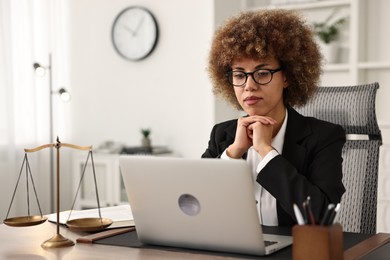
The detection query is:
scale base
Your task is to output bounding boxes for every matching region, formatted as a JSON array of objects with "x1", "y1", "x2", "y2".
[{"x1": 41, "y1": 234, "x2": 75, "y2": 248}]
